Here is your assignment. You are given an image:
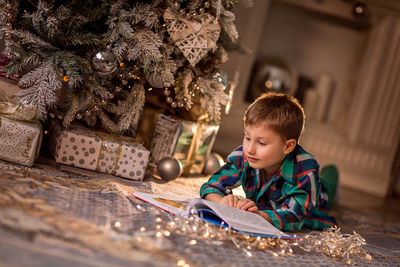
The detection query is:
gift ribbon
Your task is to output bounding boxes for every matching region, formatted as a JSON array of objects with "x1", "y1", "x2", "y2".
[
  {"x1": 94, "y1": 133, "x2": 123, "y2": 176},
  {"x1": 68, "y1": 124, "x2": 143, "y2": 176},
  {"x1": 0, "y1": 101, "x2": 37, "y2": 121},
  {"x1": 163, "y1": 9, "x2": 220, "y2": 49}
]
